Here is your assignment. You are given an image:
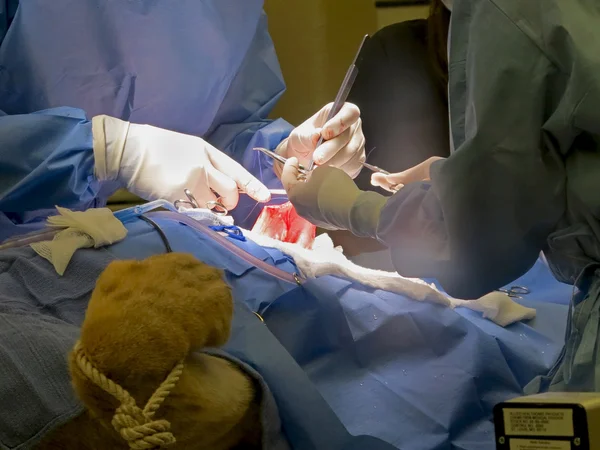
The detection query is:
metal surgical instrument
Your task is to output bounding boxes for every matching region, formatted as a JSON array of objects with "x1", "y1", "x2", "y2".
[
  {"x1": 174, "y1": 189, "x2": 229, "y2": 216},
  {"x1": 253, "y1": 147, "x2": 309, "y2": 177},
  {"x1": 307, "y1": 34, "x2": 371, "y2": 171},
  {"x1": 496, "y1": 286, "x2": 530, "y2": 299}
]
